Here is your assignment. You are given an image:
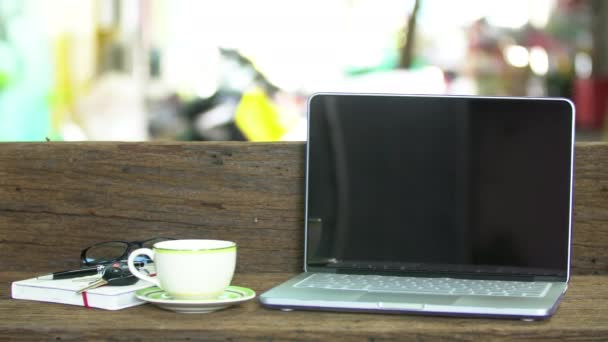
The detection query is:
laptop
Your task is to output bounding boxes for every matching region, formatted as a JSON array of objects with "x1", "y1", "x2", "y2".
[{"x1": 260, "y1": 93, "x2": 575, "y2": 320}]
